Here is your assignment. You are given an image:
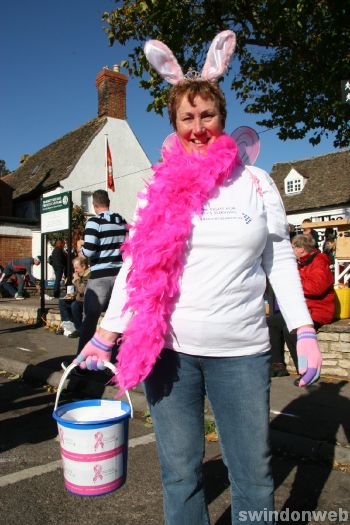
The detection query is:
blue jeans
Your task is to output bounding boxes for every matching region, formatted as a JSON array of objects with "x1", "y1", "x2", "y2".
[
  {"x1": 77, "y1": 275, "x2": 116, "y2": 352},
  {"x1": 3, "y1": 266, "x2": 25, "y2": 296},
  {"x1": 53, "y1": 267, "x2": 64, "y2": 298},
  {"x1": 0, "y1": 281, "x2": 17, "y2": 298},
  {"x1": 59, "y1": 299, "x2": 83, "y2": 331},
  {"x1": 143, "y1": 350, "x2": 274, "y2": 525}
]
